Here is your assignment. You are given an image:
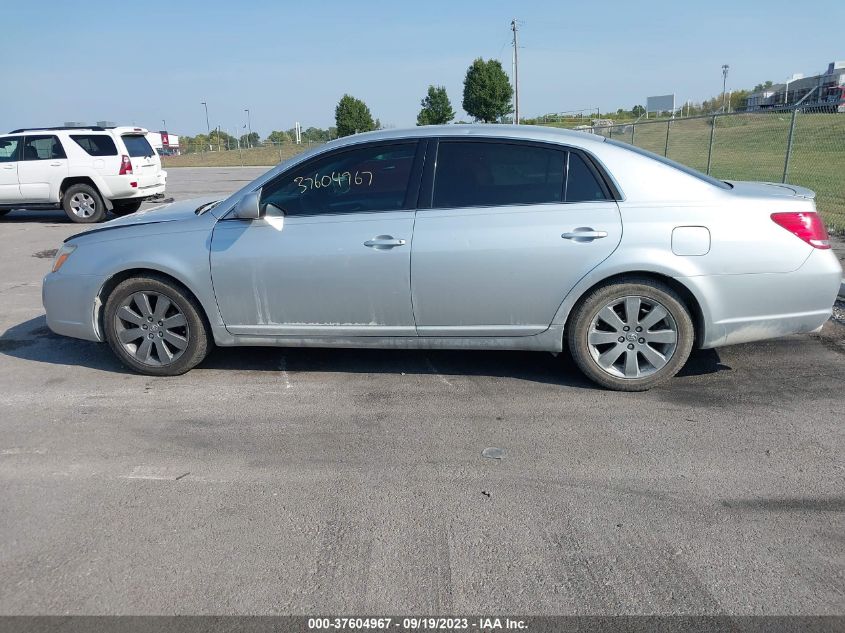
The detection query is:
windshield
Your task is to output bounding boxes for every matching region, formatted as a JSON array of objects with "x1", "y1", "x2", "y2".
[{"x1": 606, "y1": 138, "x2": 733, "y2": 189}]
